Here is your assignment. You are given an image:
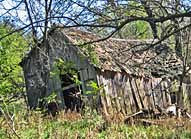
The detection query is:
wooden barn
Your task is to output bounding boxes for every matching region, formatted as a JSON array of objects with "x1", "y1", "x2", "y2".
[{"x1": 21, "y1": 27, "x2": 184, "y2": 115}]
